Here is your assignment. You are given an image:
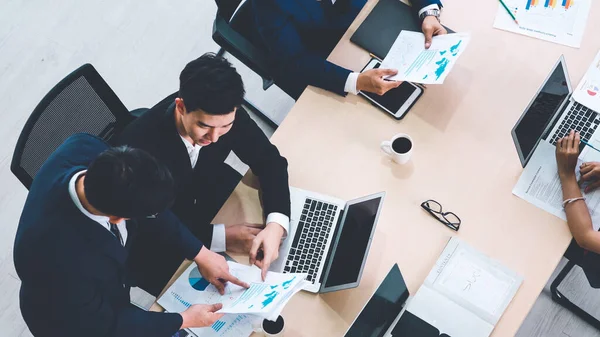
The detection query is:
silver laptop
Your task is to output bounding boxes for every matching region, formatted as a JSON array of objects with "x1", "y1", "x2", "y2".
[
  {"x1": 512, "y1": 55, "x2": 600, "y2": 167},
  {"x1": 270, "y1": 187, "x2": 385, "y2": 293}
]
